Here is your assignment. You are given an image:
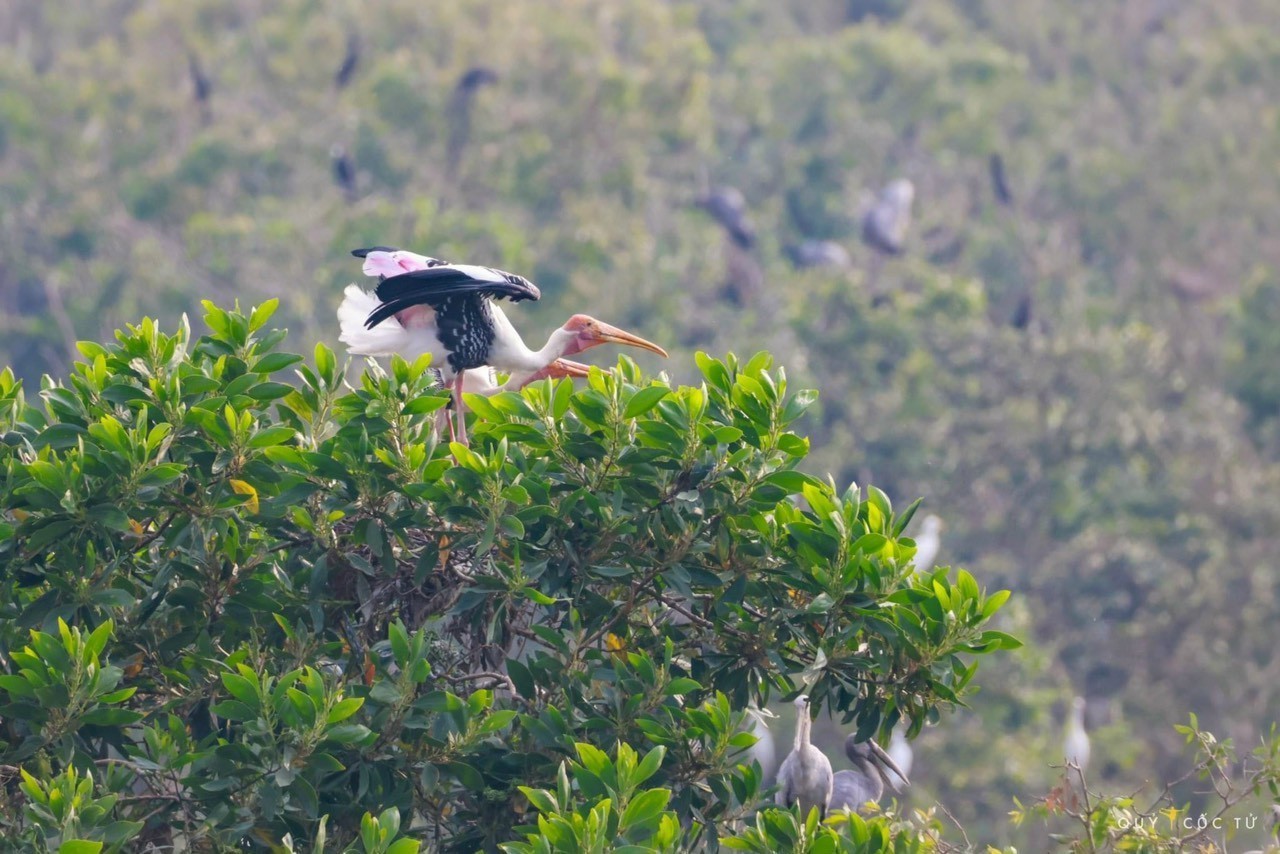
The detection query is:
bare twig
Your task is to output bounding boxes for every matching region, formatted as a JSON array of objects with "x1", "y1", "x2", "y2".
[{"x1": 937, "y1": 801, "x2": 972, "y2": 850}]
